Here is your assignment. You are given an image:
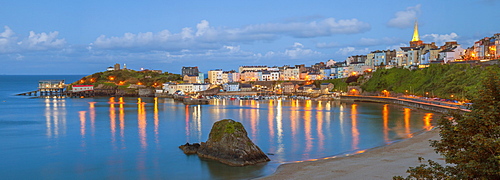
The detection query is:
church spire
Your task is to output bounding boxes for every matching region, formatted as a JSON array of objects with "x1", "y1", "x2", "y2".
[{"x1": 411, "y1": 20, "x2": 420, "y2": 42}]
